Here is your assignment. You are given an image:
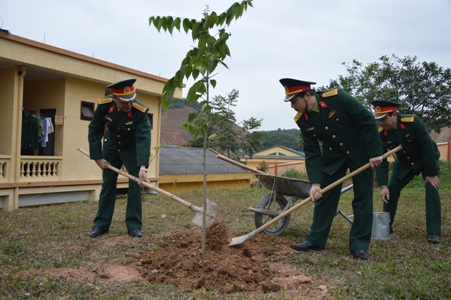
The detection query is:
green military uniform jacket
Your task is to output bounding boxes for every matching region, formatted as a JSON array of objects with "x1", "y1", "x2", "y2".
[
  {"x1": 294, "y1": 89, "x2": 382, "y2": 251},
  {"x1": 88, "y1": 97, "x2": 151, "y2": 168},
  {"x1": 376, "y1": 114, "x2": 440, "y2": 185},
  {"x1": 295, "y1": 89, "x2": 383, "y2": 182}
]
